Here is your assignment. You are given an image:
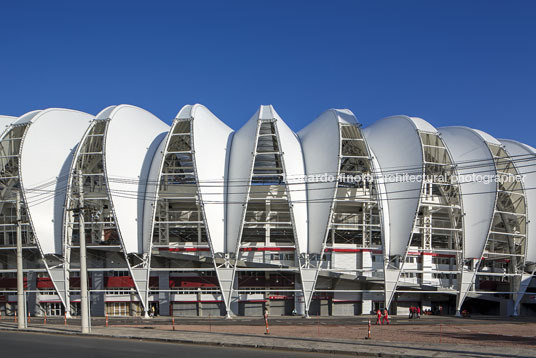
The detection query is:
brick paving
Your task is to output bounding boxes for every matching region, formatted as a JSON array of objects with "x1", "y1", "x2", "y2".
[
  {"x1": 114, "y1": 318, "x2": 536, "y2": 349},
  {"x1": 2, "y1": 315, "x2": 536, "y2": 357}
]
